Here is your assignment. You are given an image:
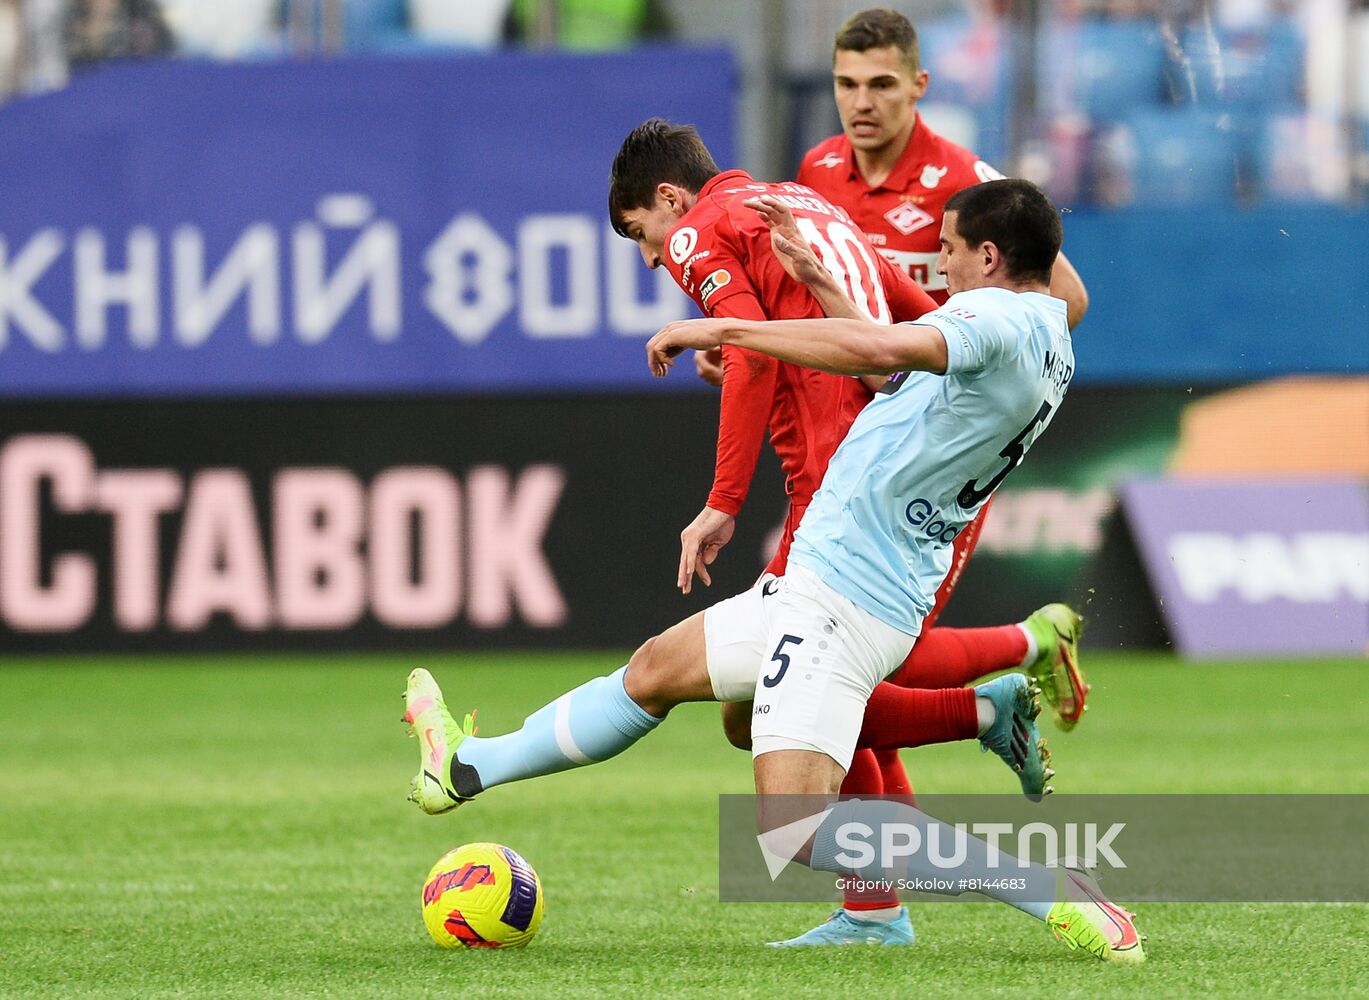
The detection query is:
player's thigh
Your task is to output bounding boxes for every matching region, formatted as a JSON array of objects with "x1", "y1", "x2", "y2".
[
  {"x1": 622, "y1": 611, "x2": 714, "y2": 715},
  {"x1": 702, "y1": 575, "x2": 781, "y2": 702},
  {"x1": 750, "y1": 566, "x2": 914, "y2": 773}
]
